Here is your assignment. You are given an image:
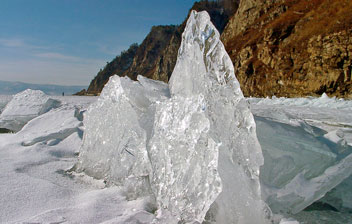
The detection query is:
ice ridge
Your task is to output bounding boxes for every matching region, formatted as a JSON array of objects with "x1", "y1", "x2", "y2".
[
  {"x1": 0, "y1": 89, "x2": 61, "y2": 132},
  {"x1": 77, "y1": 10, "x2": 270, "y2": 224}
]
